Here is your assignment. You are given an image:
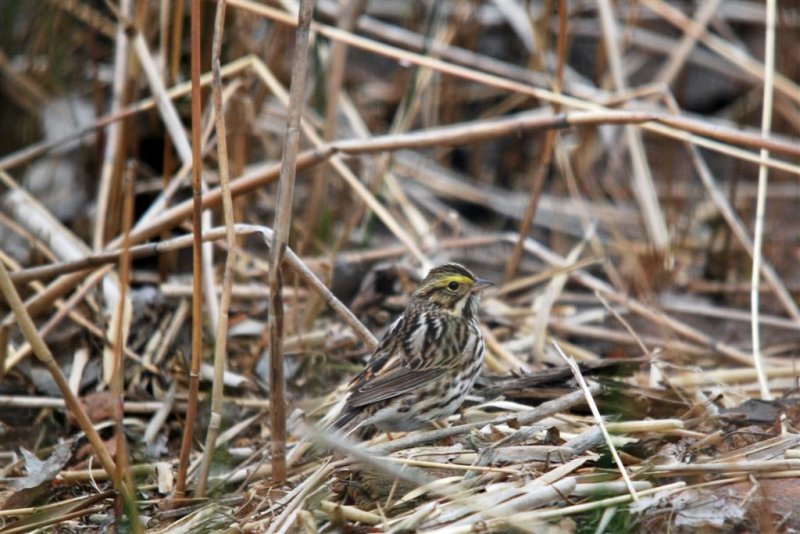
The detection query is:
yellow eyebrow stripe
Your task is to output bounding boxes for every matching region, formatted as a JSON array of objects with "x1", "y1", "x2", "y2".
[{"x1": 438, "y1": 275, "x2": 473, "y2": 287}]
